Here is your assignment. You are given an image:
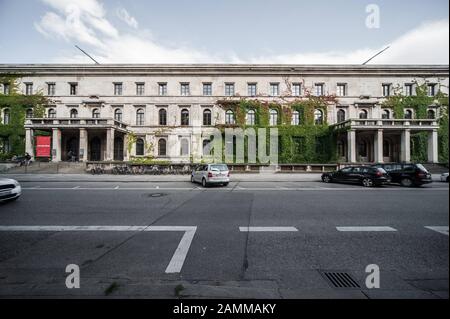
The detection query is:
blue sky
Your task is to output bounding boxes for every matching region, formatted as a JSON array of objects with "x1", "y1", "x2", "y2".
[{"x1": 0, "y1": 0, "x2": 448, "y2": 64}]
